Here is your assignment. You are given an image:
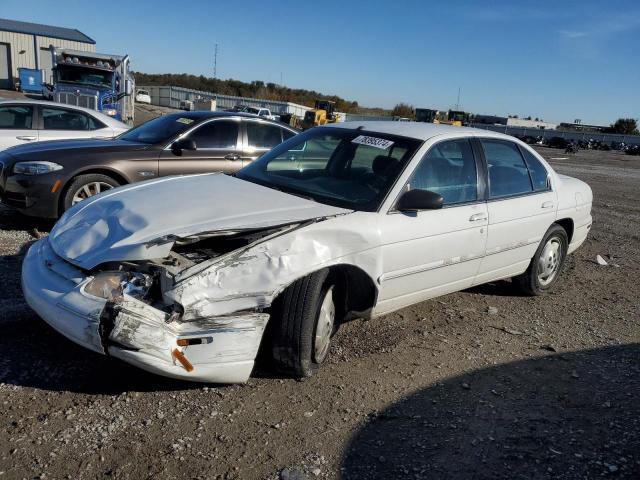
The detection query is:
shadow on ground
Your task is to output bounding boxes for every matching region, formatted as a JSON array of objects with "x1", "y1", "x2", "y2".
[{"x1": 342, "y1": 344, "x2": 640, "y2": 479}]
